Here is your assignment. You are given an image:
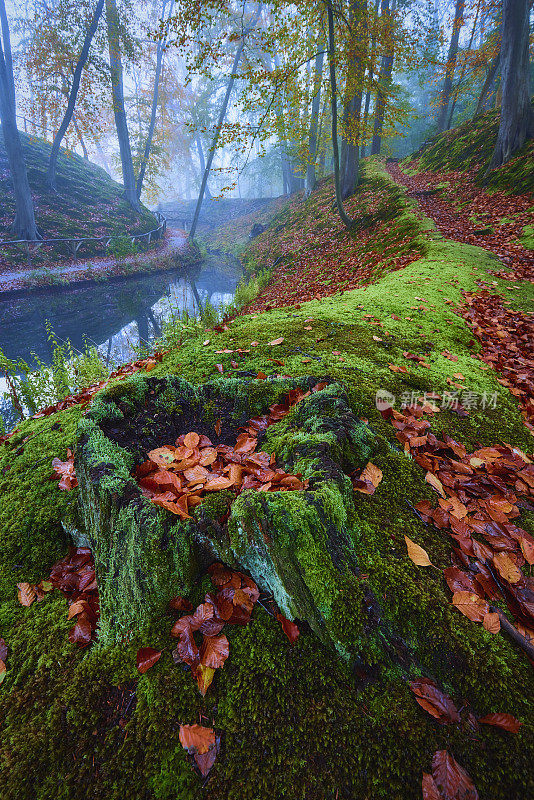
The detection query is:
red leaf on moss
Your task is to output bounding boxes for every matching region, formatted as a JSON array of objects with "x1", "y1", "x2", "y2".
[
  {"x1": 276, "y1": 612, "x2": 300, "y2": 644},
  {"x1": 136, "y1": 647, "x2": 162, "y2": 674},
  {"x1": 409, "y1": 678, "x2": 459, "y2": 724},
  {"x1": 478, "y1": 713, "x2": 522, "y2": 733}
]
